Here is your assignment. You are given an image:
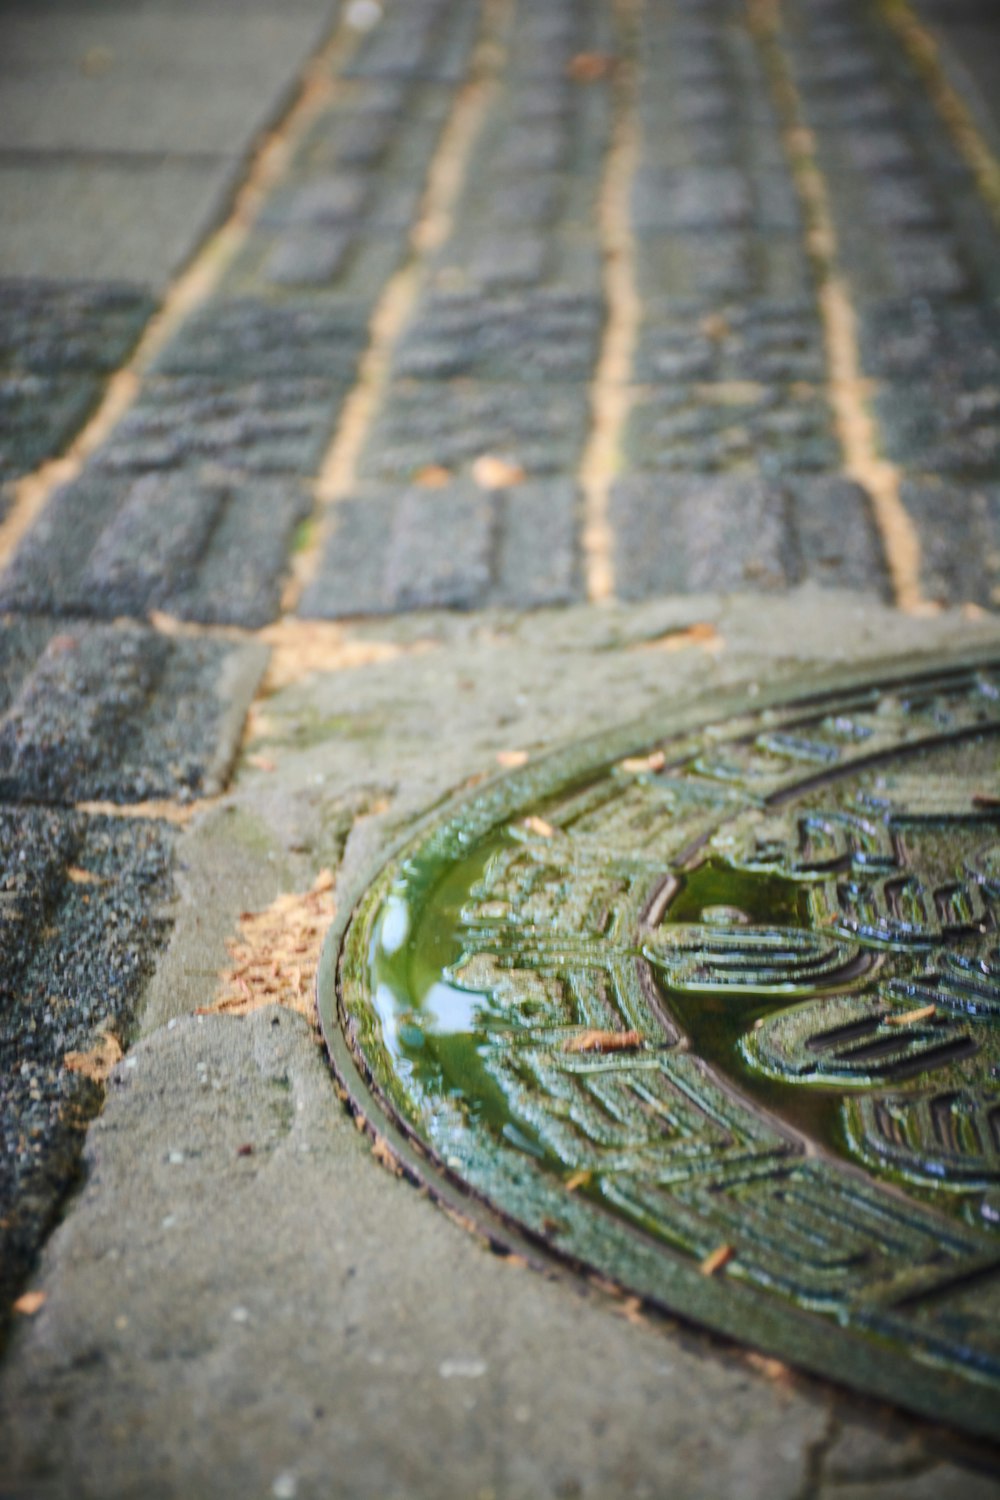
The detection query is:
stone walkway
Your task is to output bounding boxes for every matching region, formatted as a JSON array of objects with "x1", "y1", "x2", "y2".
[{"x1": 1, "y1": 1, "x2": 1000, "y2": 1496}]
